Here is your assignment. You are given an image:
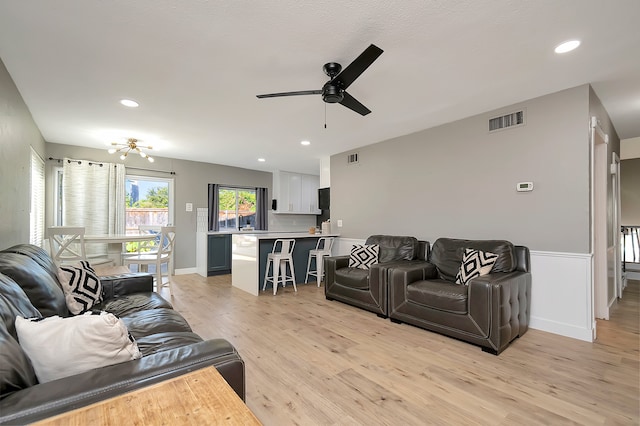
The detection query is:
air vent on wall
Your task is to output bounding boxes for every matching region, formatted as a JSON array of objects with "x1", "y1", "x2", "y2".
[
  {"x1": 347, "y1": 152, "x2": 359, "y2": 164},
  {"x1": 489, "y1": 110, "x2": 525, "y2": 132}
]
